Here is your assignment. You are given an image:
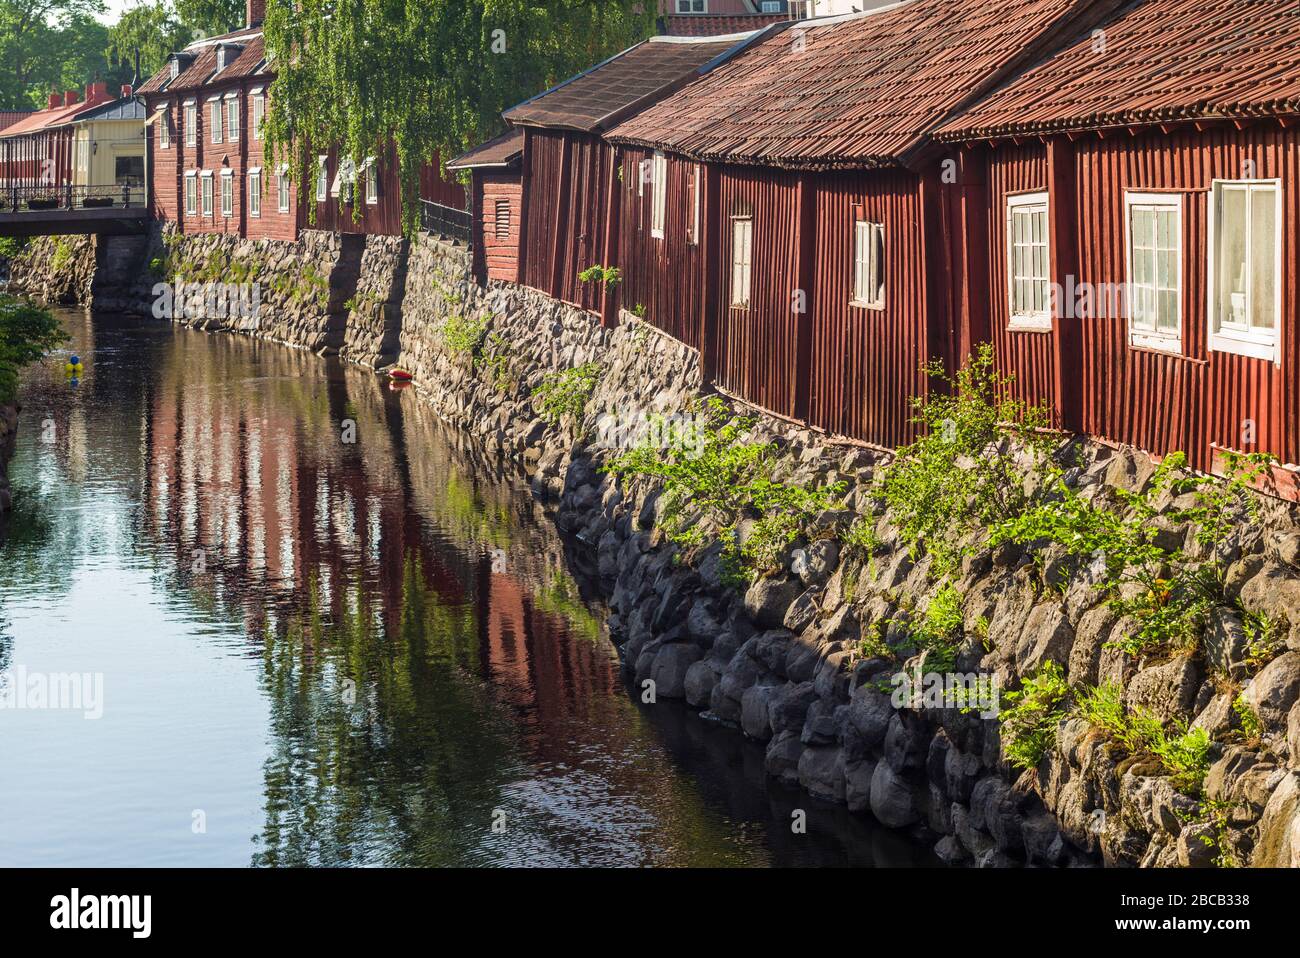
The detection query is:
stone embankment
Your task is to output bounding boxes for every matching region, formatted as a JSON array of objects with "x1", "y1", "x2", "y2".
[{"x1": 5, "y1": 227, "x2": 1298, "y2": 866}]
